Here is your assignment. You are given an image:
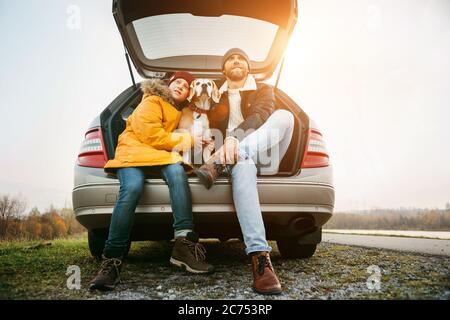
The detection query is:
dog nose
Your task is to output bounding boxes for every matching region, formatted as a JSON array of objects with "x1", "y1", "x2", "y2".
[{"x1": 201, "y1": 83, "x2": 208, "y2": 89}]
